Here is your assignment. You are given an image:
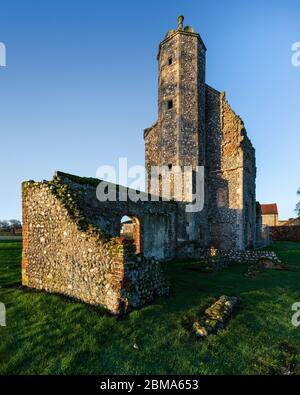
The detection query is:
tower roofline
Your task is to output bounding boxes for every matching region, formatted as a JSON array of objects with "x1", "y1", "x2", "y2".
[
  {"x1": 157, "y1": 17, "x2": 207, "y2": 60},
  {"x1": 157, "y1": 30, "x2": 207, "y2": 60}
]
